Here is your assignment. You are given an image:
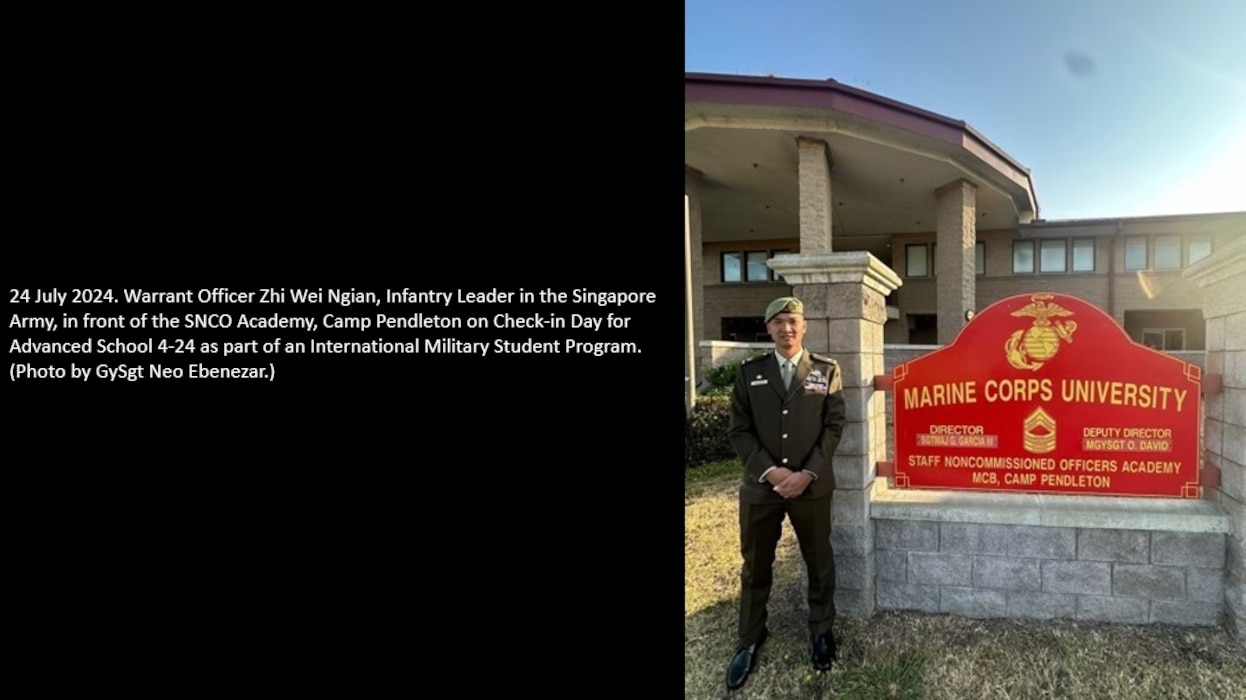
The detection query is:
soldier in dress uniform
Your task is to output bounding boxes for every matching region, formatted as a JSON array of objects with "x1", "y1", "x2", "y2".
[{"x1": 724, "y1": 296, "x2": 846, "y2": 691}]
